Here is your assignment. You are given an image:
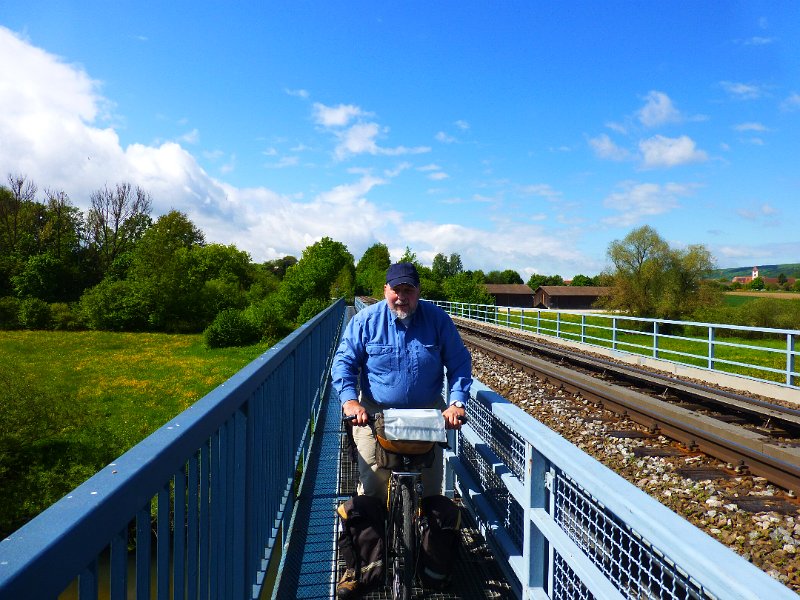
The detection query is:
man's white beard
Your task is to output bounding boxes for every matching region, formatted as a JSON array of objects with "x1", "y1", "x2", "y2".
[{"x1": 391, "y1": 305, "x2": 415, "y2": 320}]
